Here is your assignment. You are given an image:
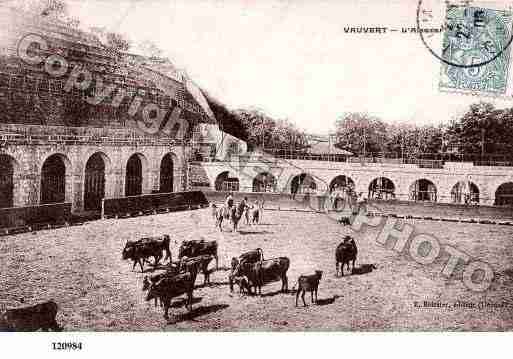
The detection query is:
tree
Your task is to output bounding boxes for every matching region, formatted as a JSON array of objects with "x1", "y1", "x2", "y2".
[
  {"x1": 334, "y1": 112, "x2": 387, "y2": 155},
  {"x1": 233, "y1": 108, "x2": 307, "y2": 151},
  {"x1": 447, "y1": 102, "x2": 513, "y2": 156}
]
